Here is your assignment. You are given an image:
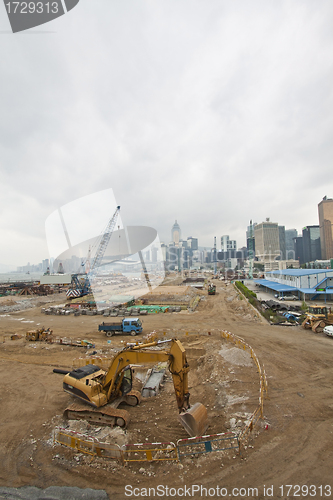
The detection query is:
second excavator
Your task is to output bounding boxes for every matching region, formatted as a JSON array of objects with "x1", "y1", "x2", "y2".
[{"x1": 62, "y1": 338, "x2": 208, "y2": 437}]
